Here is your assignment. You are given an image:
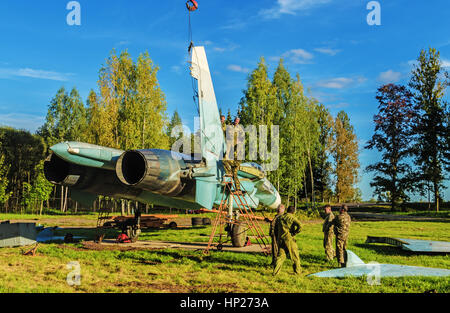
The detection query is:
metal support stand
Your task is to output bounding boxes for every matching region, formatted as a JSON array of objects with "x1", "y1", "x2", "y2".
[{"x1": 204, "y1": 175, "x2": 271, "y2": 255}]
